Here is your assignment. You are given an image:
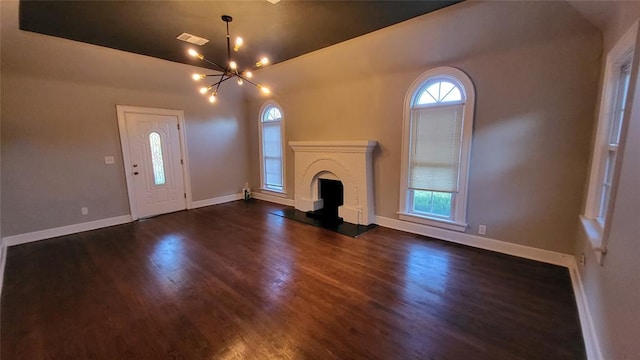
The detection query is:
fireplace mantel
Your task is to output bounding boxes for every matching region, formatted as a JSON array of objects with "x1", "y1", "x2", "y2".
[
  {"x1": 289, "y1": 141, "x2": 377, "y2": 153},
  {"x1": 289, "y1": 140, "x2": 377, "y2": 225}
]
